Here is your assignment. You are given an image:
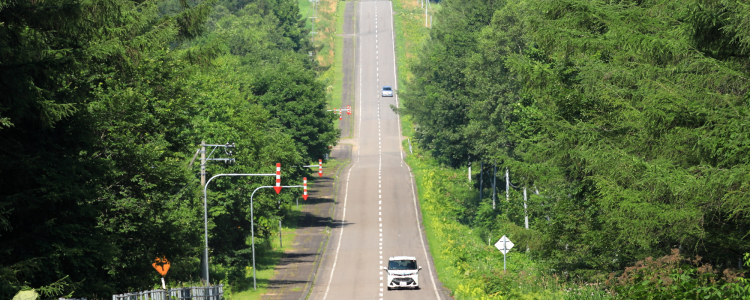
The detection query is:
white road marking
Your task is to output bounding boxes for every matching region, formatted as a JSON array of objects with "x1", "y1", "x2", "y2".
[{"x1": 321, "y1": 153, "x2": 358, "y2": 300}]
